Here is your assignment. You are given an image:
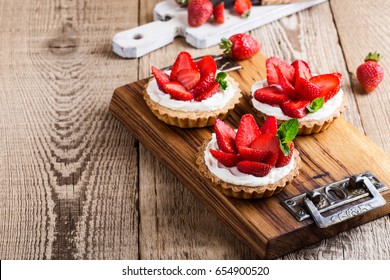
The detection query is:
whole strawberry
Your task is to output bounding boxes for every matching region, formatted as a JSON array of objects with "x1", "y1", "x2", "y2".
[
  {"x1": 356, "y1": 52, "x2": 384, "y2": 93},
  {"x1": 234, "y1": 0, "x2": 252, "y2": 18},
  {"x1": 188, "y1": 0, "x2": 213, "y2": 27},
  {"x1": 219, "y1": 33, "x2": 261, "y2": 60}
]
